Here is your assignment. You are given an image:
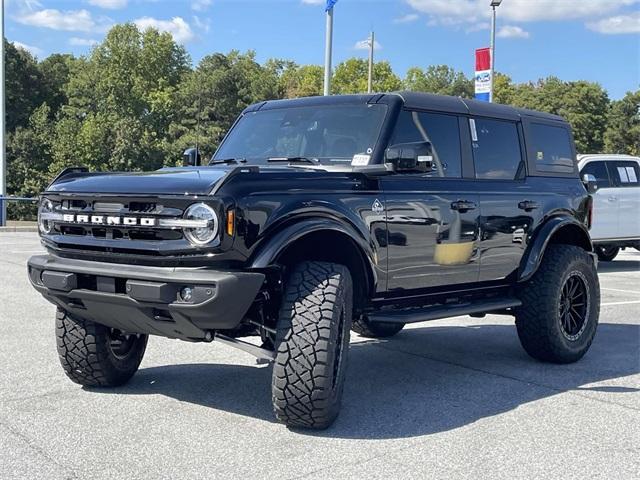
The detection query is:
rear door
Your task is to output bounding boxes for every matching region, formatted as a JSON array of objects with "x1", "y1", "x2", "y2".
[
  {"x1": 382, "y1": 110, "x2": 480, "y2": 292},
  {"x1": 580, "y1": 160, "x2": 617, "y2": 240},
  {"x1": 470, "y1": 117, "x2": 542, "y2": 282},
  {"x1": 608, "y1": 159, "x2": 640, "y2": 239}
]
